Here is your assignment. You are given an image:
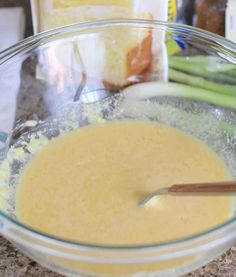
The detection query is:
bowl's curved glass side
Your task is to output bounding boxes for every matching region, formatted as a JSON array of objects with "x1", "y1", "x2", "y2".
[
  {"x1": 1, "y1": 213, "x2": 236, "y2": 277},
  {"x1": 0, "y1": 20, "x2": 236, "y2": 277}
]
